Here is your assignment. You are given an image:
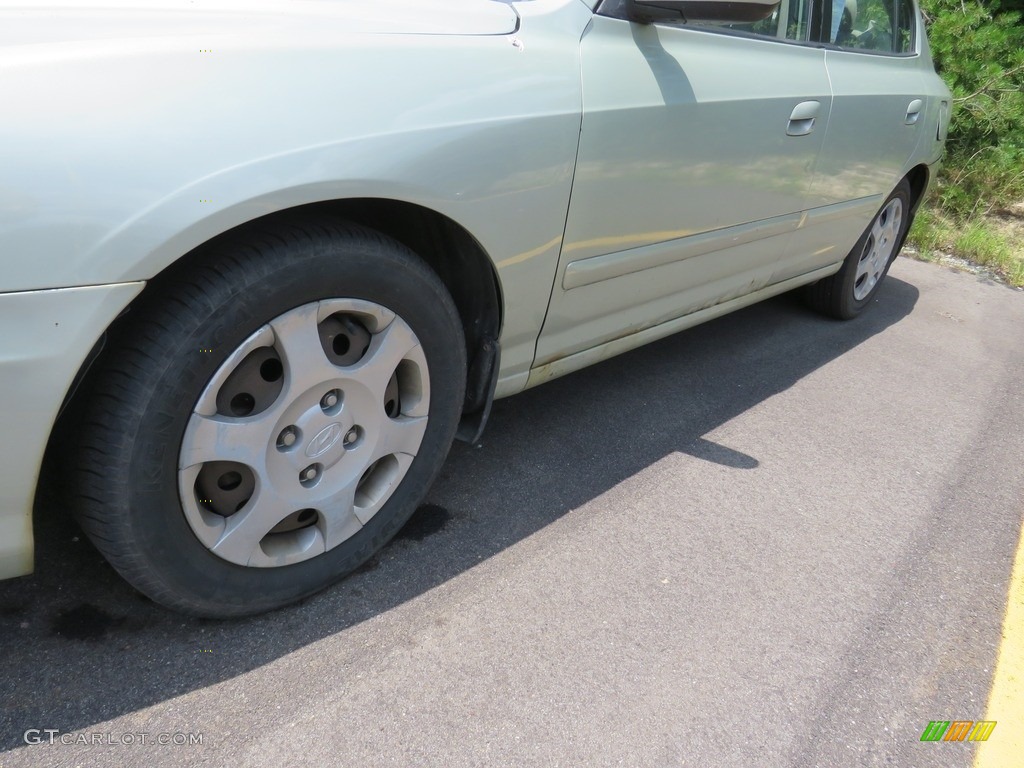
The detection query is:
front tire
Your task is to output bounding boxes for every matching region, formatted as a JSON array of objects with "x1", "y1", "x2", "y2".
[
  {"x1": 806, "y1": 179, "x2": 912, "y2": 320},
  {"x1": 72, "y1": 218, "x2": 466, "y2": 617}
]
